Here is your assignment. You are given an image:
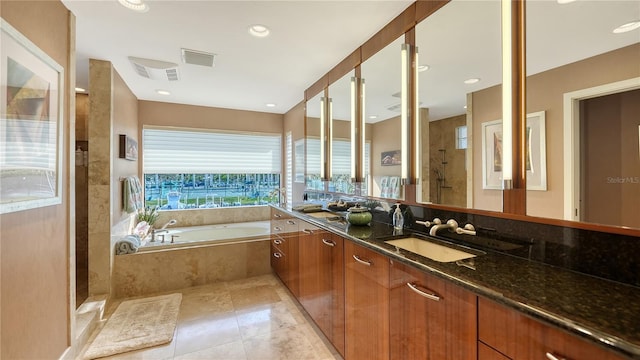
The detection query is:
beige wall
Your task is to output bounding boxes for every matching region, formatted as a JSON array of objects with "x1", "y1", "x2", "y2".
[
  {"x1": 139, "y1": 100, "x2": 283, "y2": 133},
  {"x1": 0, "y1": 1, "x2": 74, "y2": 358},
  {"x1": 371, "y1": 116, "x2": 401, "y2": 197},
  {"x1": 471, "y1": 43, "x2": 640, "y2": 217}
]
